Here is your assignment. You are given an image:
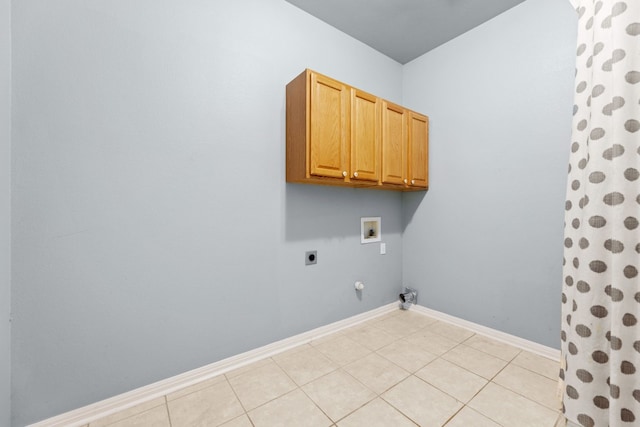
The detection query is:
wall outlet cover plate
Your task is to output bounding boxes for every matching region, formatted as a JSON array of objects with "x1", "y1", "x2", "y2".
[{"x1": 305, "y1": 250, "x2": 317, "y2": 265}]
